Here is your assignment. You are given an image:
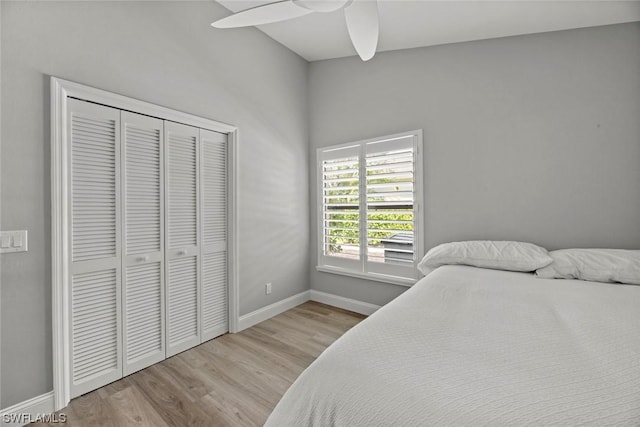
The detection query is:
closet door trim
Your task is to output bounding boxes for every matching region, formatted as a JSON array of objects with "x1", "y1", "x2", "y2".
[{"x1": 51, "y1": 77, "x2": 239, "y2": 411}]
